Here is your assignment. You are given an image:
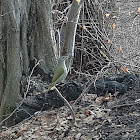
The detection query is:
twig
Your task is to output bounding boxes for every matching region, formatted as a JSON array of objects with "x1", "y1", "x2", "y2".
[
  {"x1": 110, "y1": 102, "x2": 140, "y2": 109},
  {"x1": 53, "y1": 86, "x2": 75, "y2": 136},
  {"x1": 73, "y1": 62, "x2": 112, "y2": 106},
  {"x1": 73, "y1": 80, "x2": 94, "y2": 106},
  {"x1": 24, "y1": 59, "x2": 43, "y2": 99},
  {"x1": 0, "y1": 10, "x2": 13, "y2": 17},
  {"x1": 56, "y1": 29, "x2": 61, "y2": 58},
  {"x1": 0, "y1": 59, "x2": 43, "y2": 126}
]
